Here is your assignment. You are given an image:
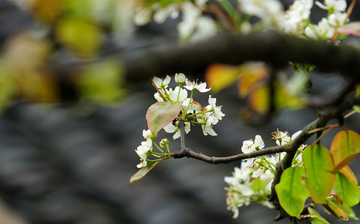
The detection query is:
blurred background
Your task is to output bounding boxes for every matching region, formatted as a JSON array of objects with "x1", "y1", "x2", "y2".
[{"x1": 0, "y1": 0, "x2": 359, "y2": 223}]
